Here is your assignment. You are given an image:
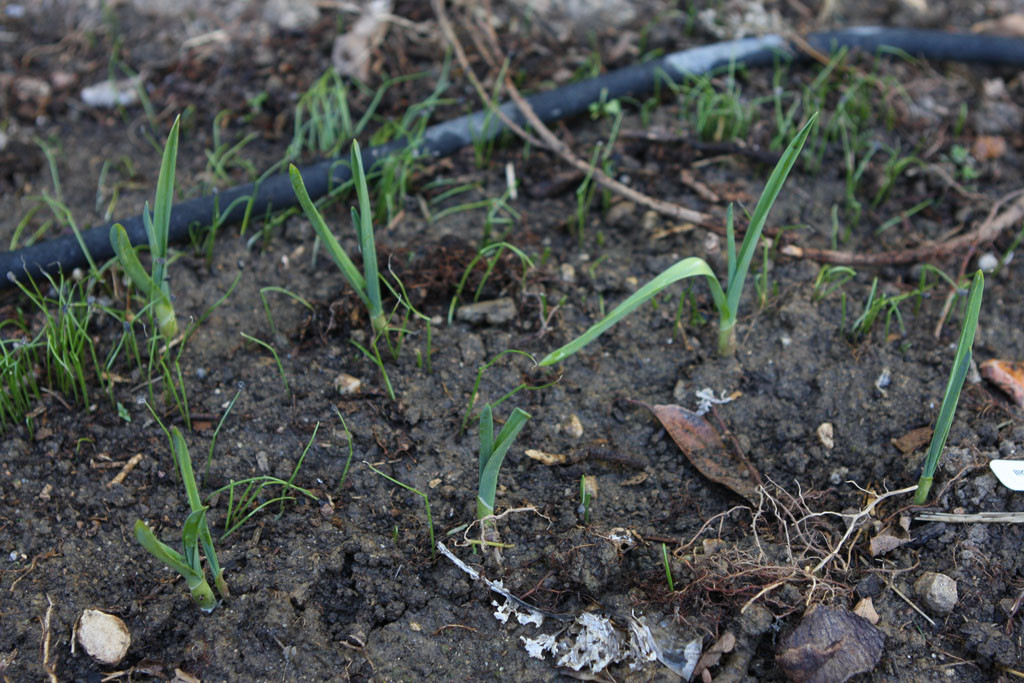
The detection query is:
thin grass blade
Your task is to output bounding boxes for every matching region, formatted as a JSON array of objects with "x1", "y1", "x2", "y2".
[
  {"x1": 350, "y1": 141, "x2": 385, "y2": 331},
  {"x1": 914, "y1": 270, "x2": 984, "y2": 504},
  {"x1": 538, "y1": 257, "x2": 725, "y2": 366},
  {"x1": 725, "y1": 112, "x2": 818, "y2": 314}
]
